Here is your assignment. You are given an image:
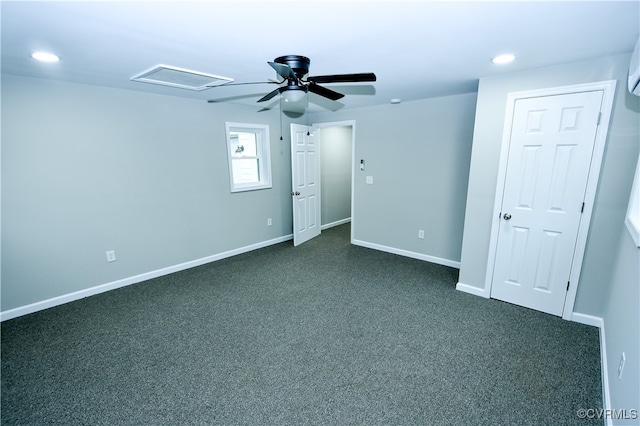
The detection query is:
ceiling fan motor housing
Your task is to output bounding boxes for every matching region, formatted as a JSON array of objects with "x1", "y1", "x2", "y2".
[{"x1": 275, "y1": 55, "x2": 310, "y2": 77}]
